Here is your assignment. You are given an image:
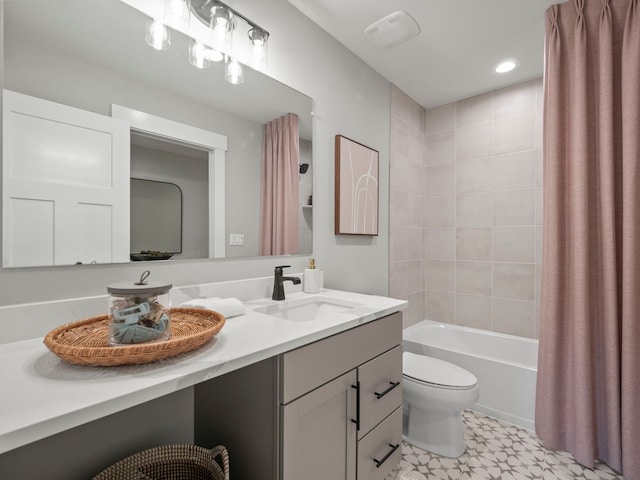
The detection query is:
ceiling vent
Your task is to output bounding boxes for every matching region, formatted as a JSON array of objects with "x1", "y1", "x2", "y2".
[{"x1": 364, "y1": 11, "x2": 421, "y2": 48}]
